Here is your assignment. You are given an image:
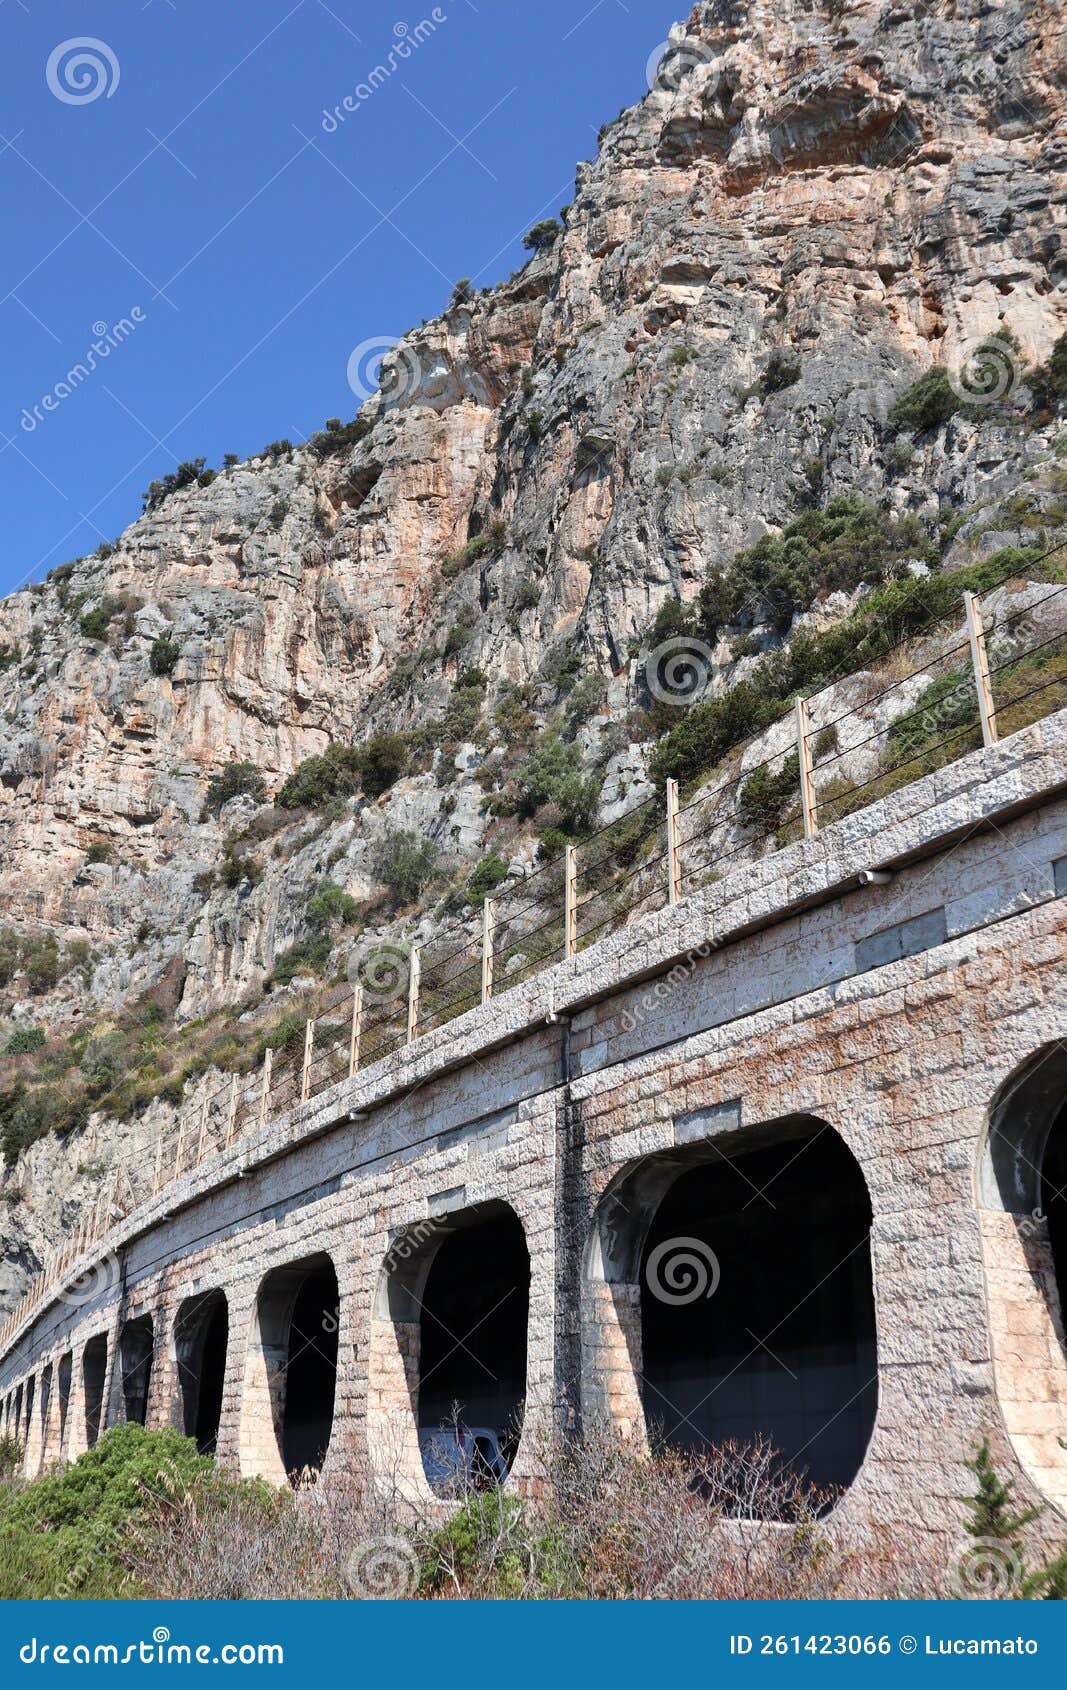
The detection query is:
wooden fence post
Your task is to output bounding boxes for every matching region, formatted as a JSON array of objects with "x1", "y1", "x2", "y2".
[
  {"x1": 407, "y1": 947, "x2": 421, "y2": 1044},
  {"x1": 481, "y1": 899, "x2": 496, "y2": 1005},
  {"x1": 666, "y1": 779, "x2": 682, "y2": 906},
  {"x1": 564, "y1": 846, "x2": 578, "y2": 960},
  {"x1": 964, "y1": 590, "x2": 999, "y2": 749},
  {"x1": 259, "y1": 1048, "x2": 273, "y2": 1129},
  {"x1": 301, "y1": 1018, "x2": 315, "y2": 1104},
  {"x1": 795, "y1": 697, "x2": 818, "y2": 840},
  {"x1": 196, "y1": 1093, "x2": 209, "y2": 1165},
  {"x1": 349, "y1": 984, "x2": 363, "y2": 1078},
  {"x1": 224, "y1": 1075, "x2": 239, "y2": 1149}
]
